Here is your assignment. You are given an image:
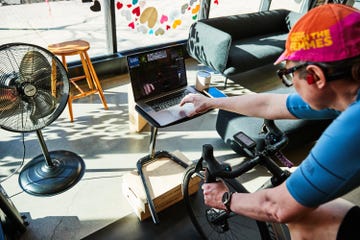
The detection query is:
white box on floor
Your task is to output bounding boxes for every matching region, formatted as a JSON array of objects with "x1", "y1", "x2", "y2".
[
  {"x1": 122, "y1": 151, "x2": 201, "y2": 221},
  {"x1": 128, "y1": 85, "x2": 148, "y2": 132}
]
